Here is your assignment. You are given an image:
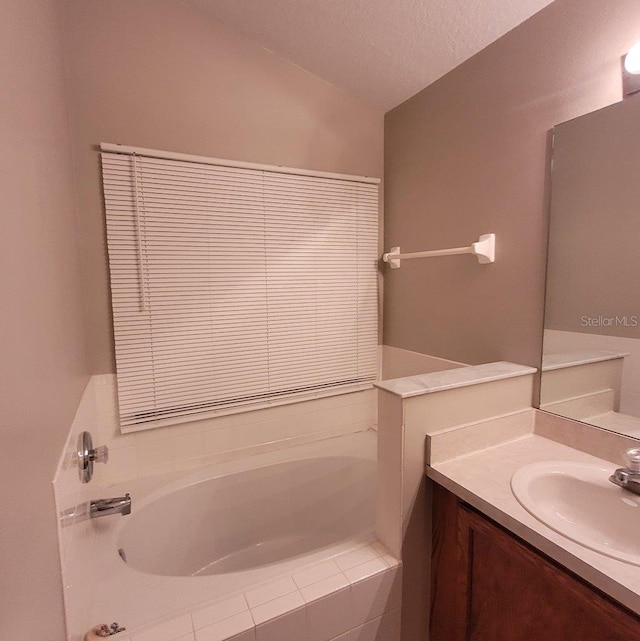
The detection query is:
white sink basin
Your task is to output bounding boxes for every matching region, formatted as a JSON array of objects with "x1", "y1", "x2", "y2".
[{"x1": 511, "y1": 461, "x2": 640, "y2": 566}]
